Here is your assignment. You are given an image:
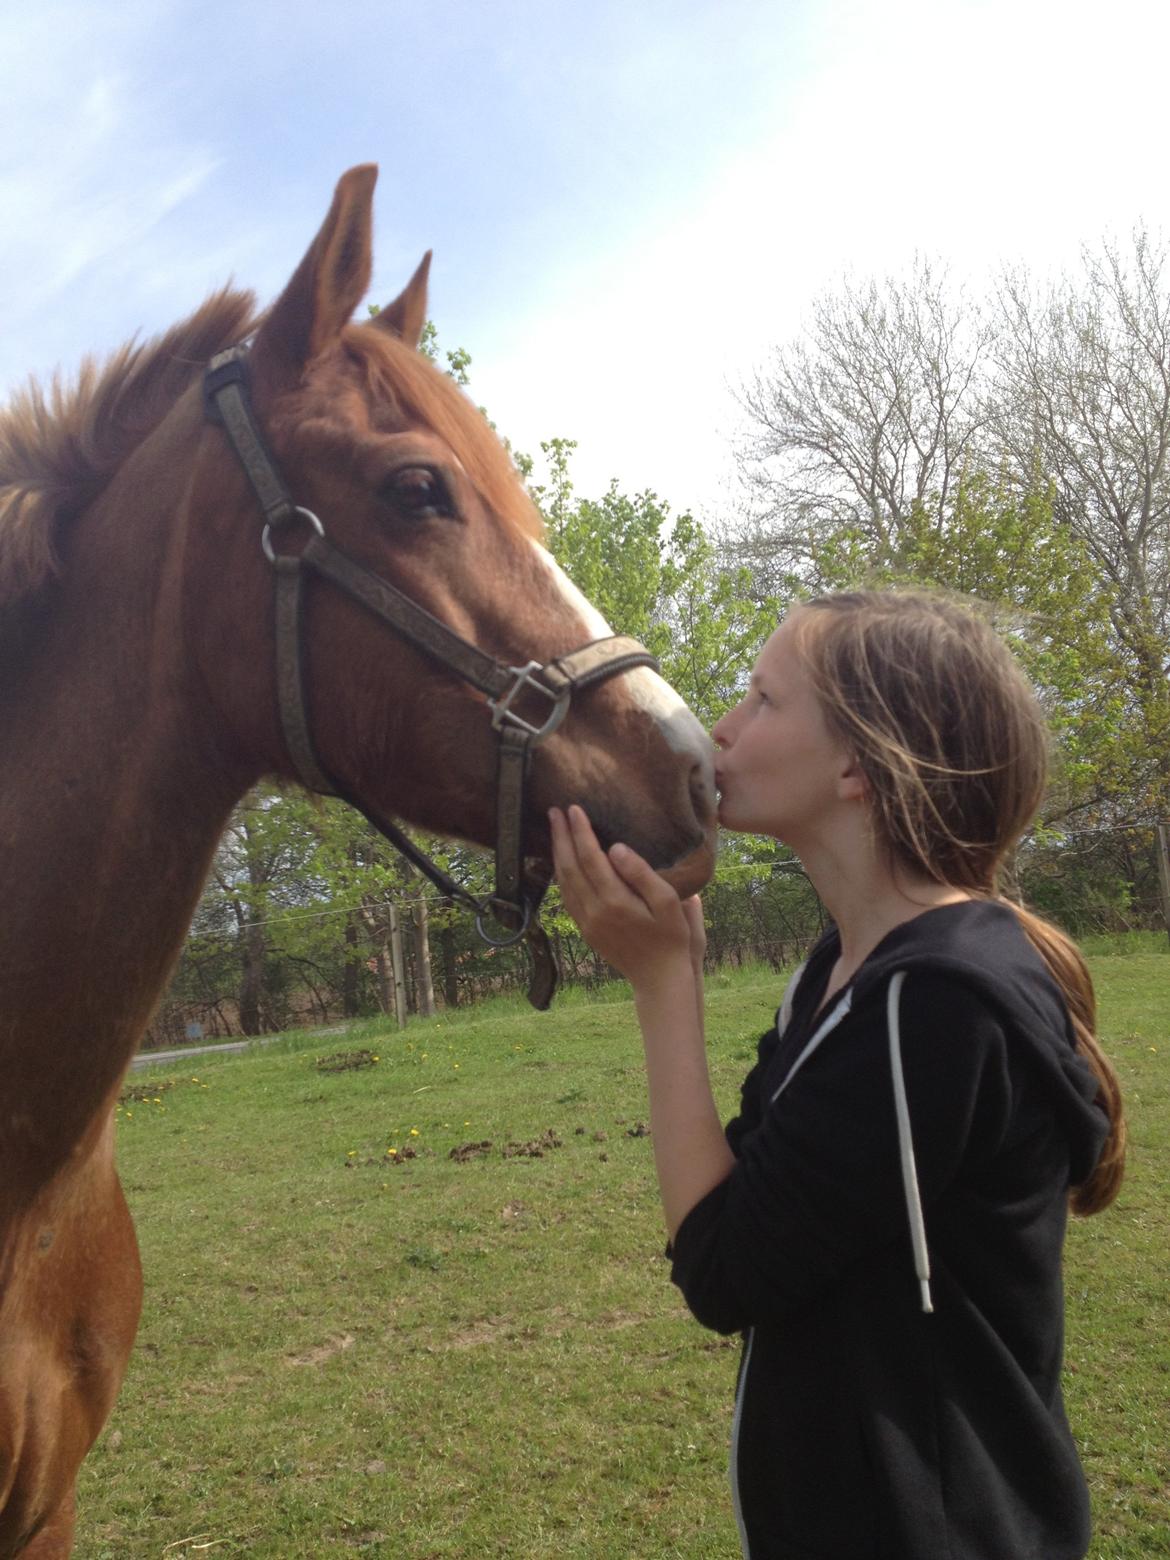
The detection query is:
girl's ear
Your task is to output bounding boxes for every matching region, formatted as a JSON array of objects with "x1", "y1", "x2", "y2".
[{"x1": 838, "y1": 759, "x2": 868, "y2": 802}]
